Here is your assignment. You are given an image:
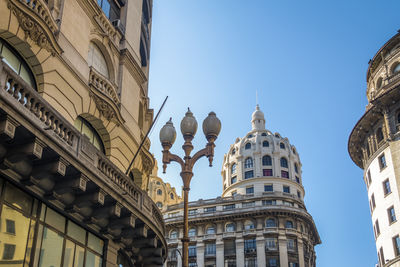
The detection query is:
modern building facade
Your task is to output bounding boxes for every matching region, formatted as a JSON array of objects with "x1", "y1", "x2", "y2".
[
  {"x1": 160, "y1": 106, "x2": 320, "y2": 267},
  {"x1": 349, "y1": 32, "x2": 400, "y2": 267},
  {"x1": 0, "y1": 0, "x2": 166, "y2": 266}
]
